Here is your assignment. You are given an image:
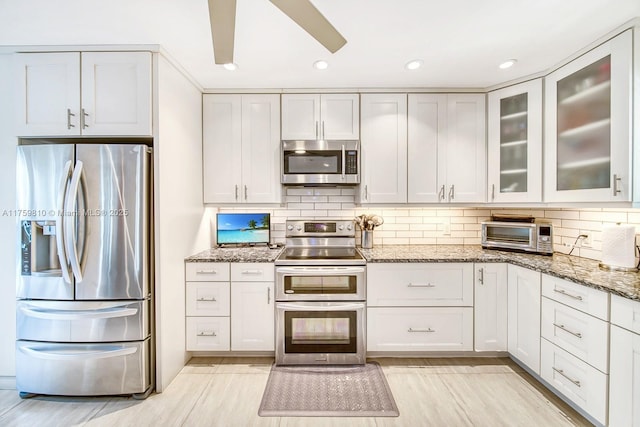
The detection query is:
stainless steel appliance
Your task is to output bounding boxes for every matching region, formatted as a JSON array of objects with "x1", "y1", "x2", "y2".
[
  {"x1": 15, "y1": 141, "x2": 153, "y2": 398},
  {"x1": 281, "y1": 140, "x2": 360, "y2": 185},
  {"x1": 481, "y1": 215, "x2": 553, "y2": 255},
  {"x1": 275, "y1": 219, "x2": 366, "y2": 365}
]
